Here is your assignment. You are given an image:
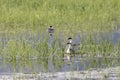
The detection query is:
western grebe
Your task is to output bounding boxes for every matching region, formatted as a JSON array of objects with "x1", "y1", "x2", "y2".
[
  {"x1": 47, "y1": 26, "x2": 54, "y2": 36},
  {"x1": 65, "y1": 37, "x2": 75, "y2": 54}
]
